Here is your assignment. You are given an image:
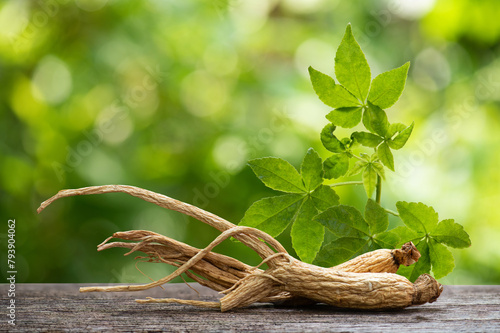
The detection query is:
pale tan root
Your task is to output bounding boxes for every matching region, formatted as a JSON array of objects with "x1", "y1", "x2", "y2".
[
  {"x1": 131, "y1": 250, "x2": 441, "y2": 311},
  {"x1": 331, "y1": 242, "x2": 421, "y2": 273},
  {"x1": 136, "y1": 297, "x2": 220, "y2": 309},
  {"x1": 37, "y1": 185, "x2": 285, "y2": 259},
  {"x1": 220, "y1": 274, "x2": 277, "y2": 312},
  {"x1": 79, "y1": 226, "x2": 286, "y2": 293},
  {"x1": 216, "y1": 258, "x2": 443, "y2": 310},
  {"x1": 99, "y1": 235, "x2": 256, "y2": 290},
  {"x1": 38, "y1": 186, "x2": 442, "y2": 311},
  {"x1": 97, "y1": 233, "x2": 423, "y2": 305}
]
